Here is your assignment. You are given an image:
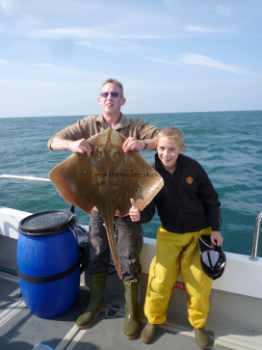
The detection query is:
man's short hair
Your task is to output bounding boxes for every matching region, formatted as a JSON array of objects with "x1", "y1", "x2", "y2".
[{"x1": 102, "y1": 78, "x2": 124, "y2": 96}]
